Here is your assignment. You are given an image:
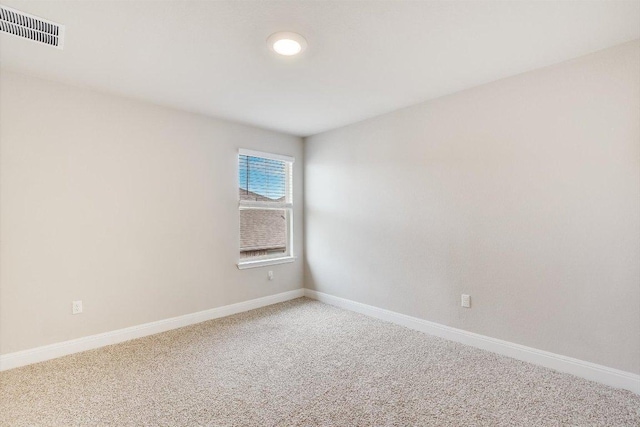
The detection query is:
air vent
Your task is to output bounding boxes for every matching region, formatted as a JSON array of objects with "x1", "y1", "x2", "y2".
[{"x1": 0, "y1": 5, "x2": 64, "y2": 49}]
